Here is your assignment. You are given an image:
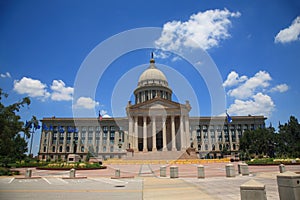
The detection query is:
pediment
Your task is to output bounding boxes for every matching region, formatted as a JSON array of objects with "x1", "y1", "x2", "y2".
[{"x1": 129, "y1": 98, "x2": 182, "y2": 110}]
